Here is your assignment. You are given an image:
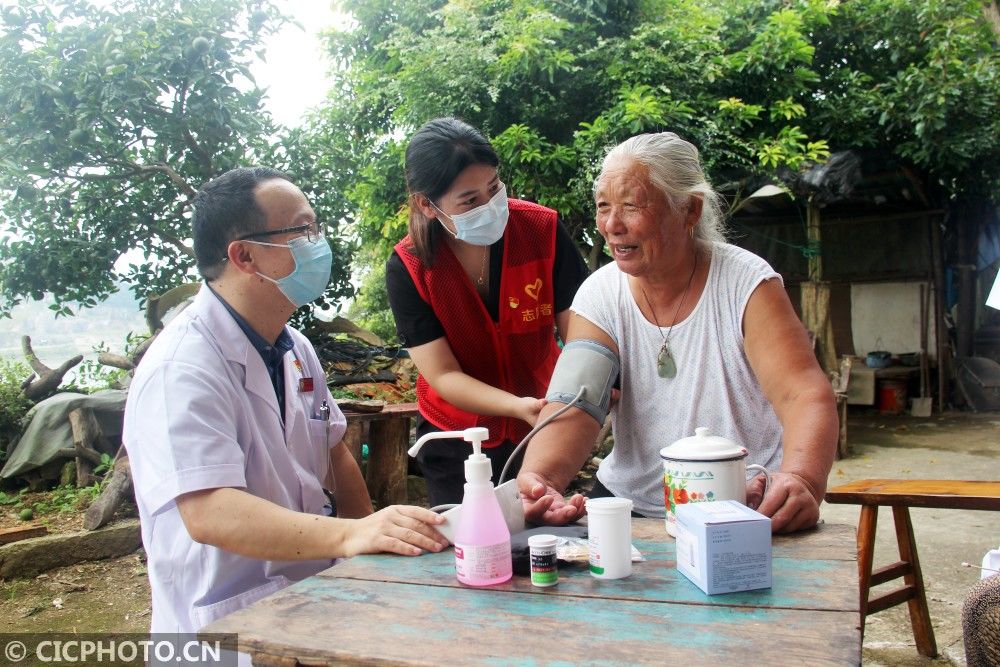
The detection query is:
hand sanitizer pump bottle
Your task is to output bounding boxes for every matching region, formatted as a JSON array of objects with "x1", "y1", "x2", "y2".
[
  {"x1": 409, "y1": 427, "x2": 512, "y2": 586},
  {"x1": 454, "y1": 428, "x2": 512, "y2": 586}
]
